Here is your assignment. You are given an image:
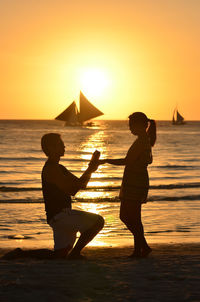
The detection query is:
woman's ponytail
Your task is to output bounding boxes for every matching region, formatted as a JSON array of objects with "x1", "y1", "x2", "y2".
[{"x1": 147, "y1": 119, "x2": 156, "y2": 147}]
